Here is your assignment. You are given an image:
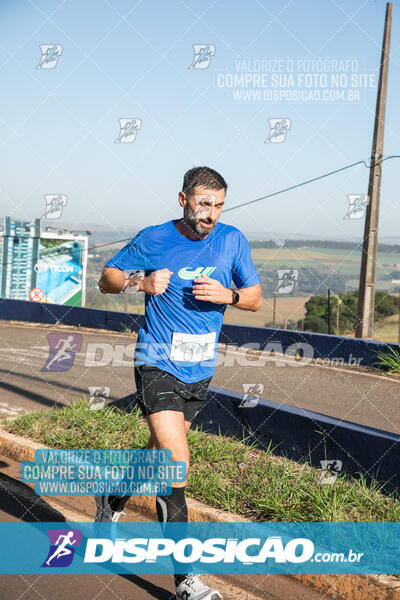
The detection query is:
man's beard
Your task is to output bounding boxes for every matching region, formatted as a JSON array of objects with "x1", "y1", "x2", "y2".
[{"x1": 184, "y1": 206, "x2": 216, "y2": 237}]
